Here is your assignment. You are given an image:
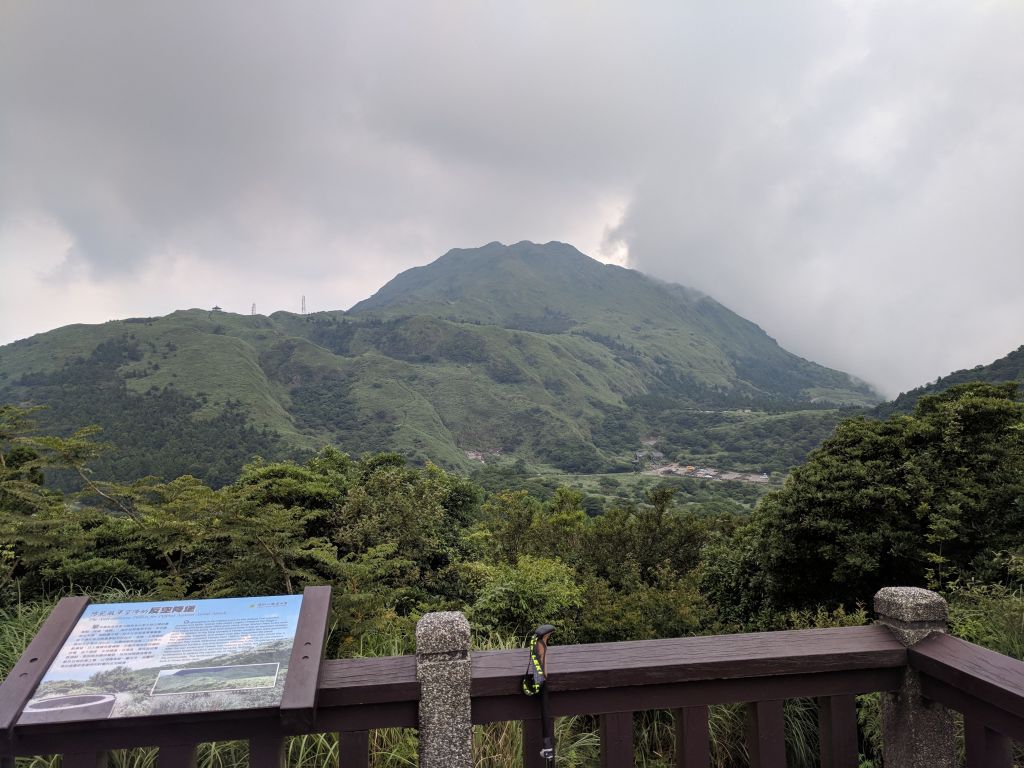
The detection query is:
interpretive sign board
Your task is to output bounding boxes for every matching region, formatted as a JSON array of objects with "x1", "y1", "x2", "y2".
[{"x1": 17, "y1": 595, "x2": 304, "y2": 724}]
